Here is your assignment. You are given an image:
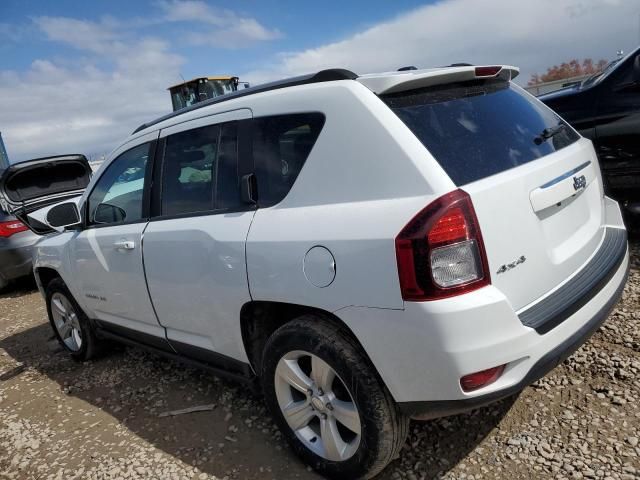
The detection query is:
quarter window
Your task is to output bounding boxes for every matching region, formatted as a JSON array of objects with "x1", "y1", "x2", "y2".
[
  {"x1": 87, "y1": 142, "x2": 150, "y2": 226},
  {"x1": 252, "y1": 113, "x2": 325, "y2": 207}
]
